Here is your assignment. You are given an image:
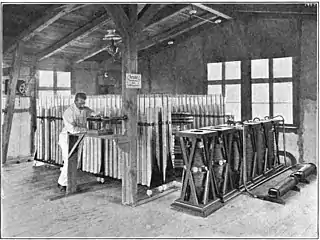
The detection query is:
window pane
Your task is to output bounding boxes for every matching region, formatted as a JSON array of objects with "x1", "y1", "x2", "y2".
[
  {"x1": 208, "y1": 85, "x2": 222, "y2": 95},
  {"x1": 207, "y1": 63, "x2": 222, "y2": 80},
  {"x1": 273, "y1": 82, "x2": 292, "y2": 103},
  {"x1": 252, "y1": 83, "x2": 269, "y2": 103},
  {"x1": 39, "y1": 70, "x2": 53, "y2": 87},
  {"x1": 273, "y1": 57, "x2": 292, "y2": 78},
  {"x1": 57, "y1": 90, "x2": 71, "y2": 96},
  {"x1": 225, "y1": 84, "x2": 241, "y2": 102},
  {"x1": 252, "y1": 103, "x2": 269, "y2": 119},
  {"x1": 274, "y1": 103, "x2": 293, "y2": 124},
  {"x1": 38, "y1": 90, "x2": 54, "y2": 101},
  {"x1": 225, "y1": 103, "x2": 241, "y2": 121},
  {"x1": 251, "y1": 59, "x2": 269, "y2": 79},
  {"x1": 225, "y1": 61, "x2": 241, "y2": 80},
  {"x1": 57, "y1": 71, "x2": 71, "y2": 87}
]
